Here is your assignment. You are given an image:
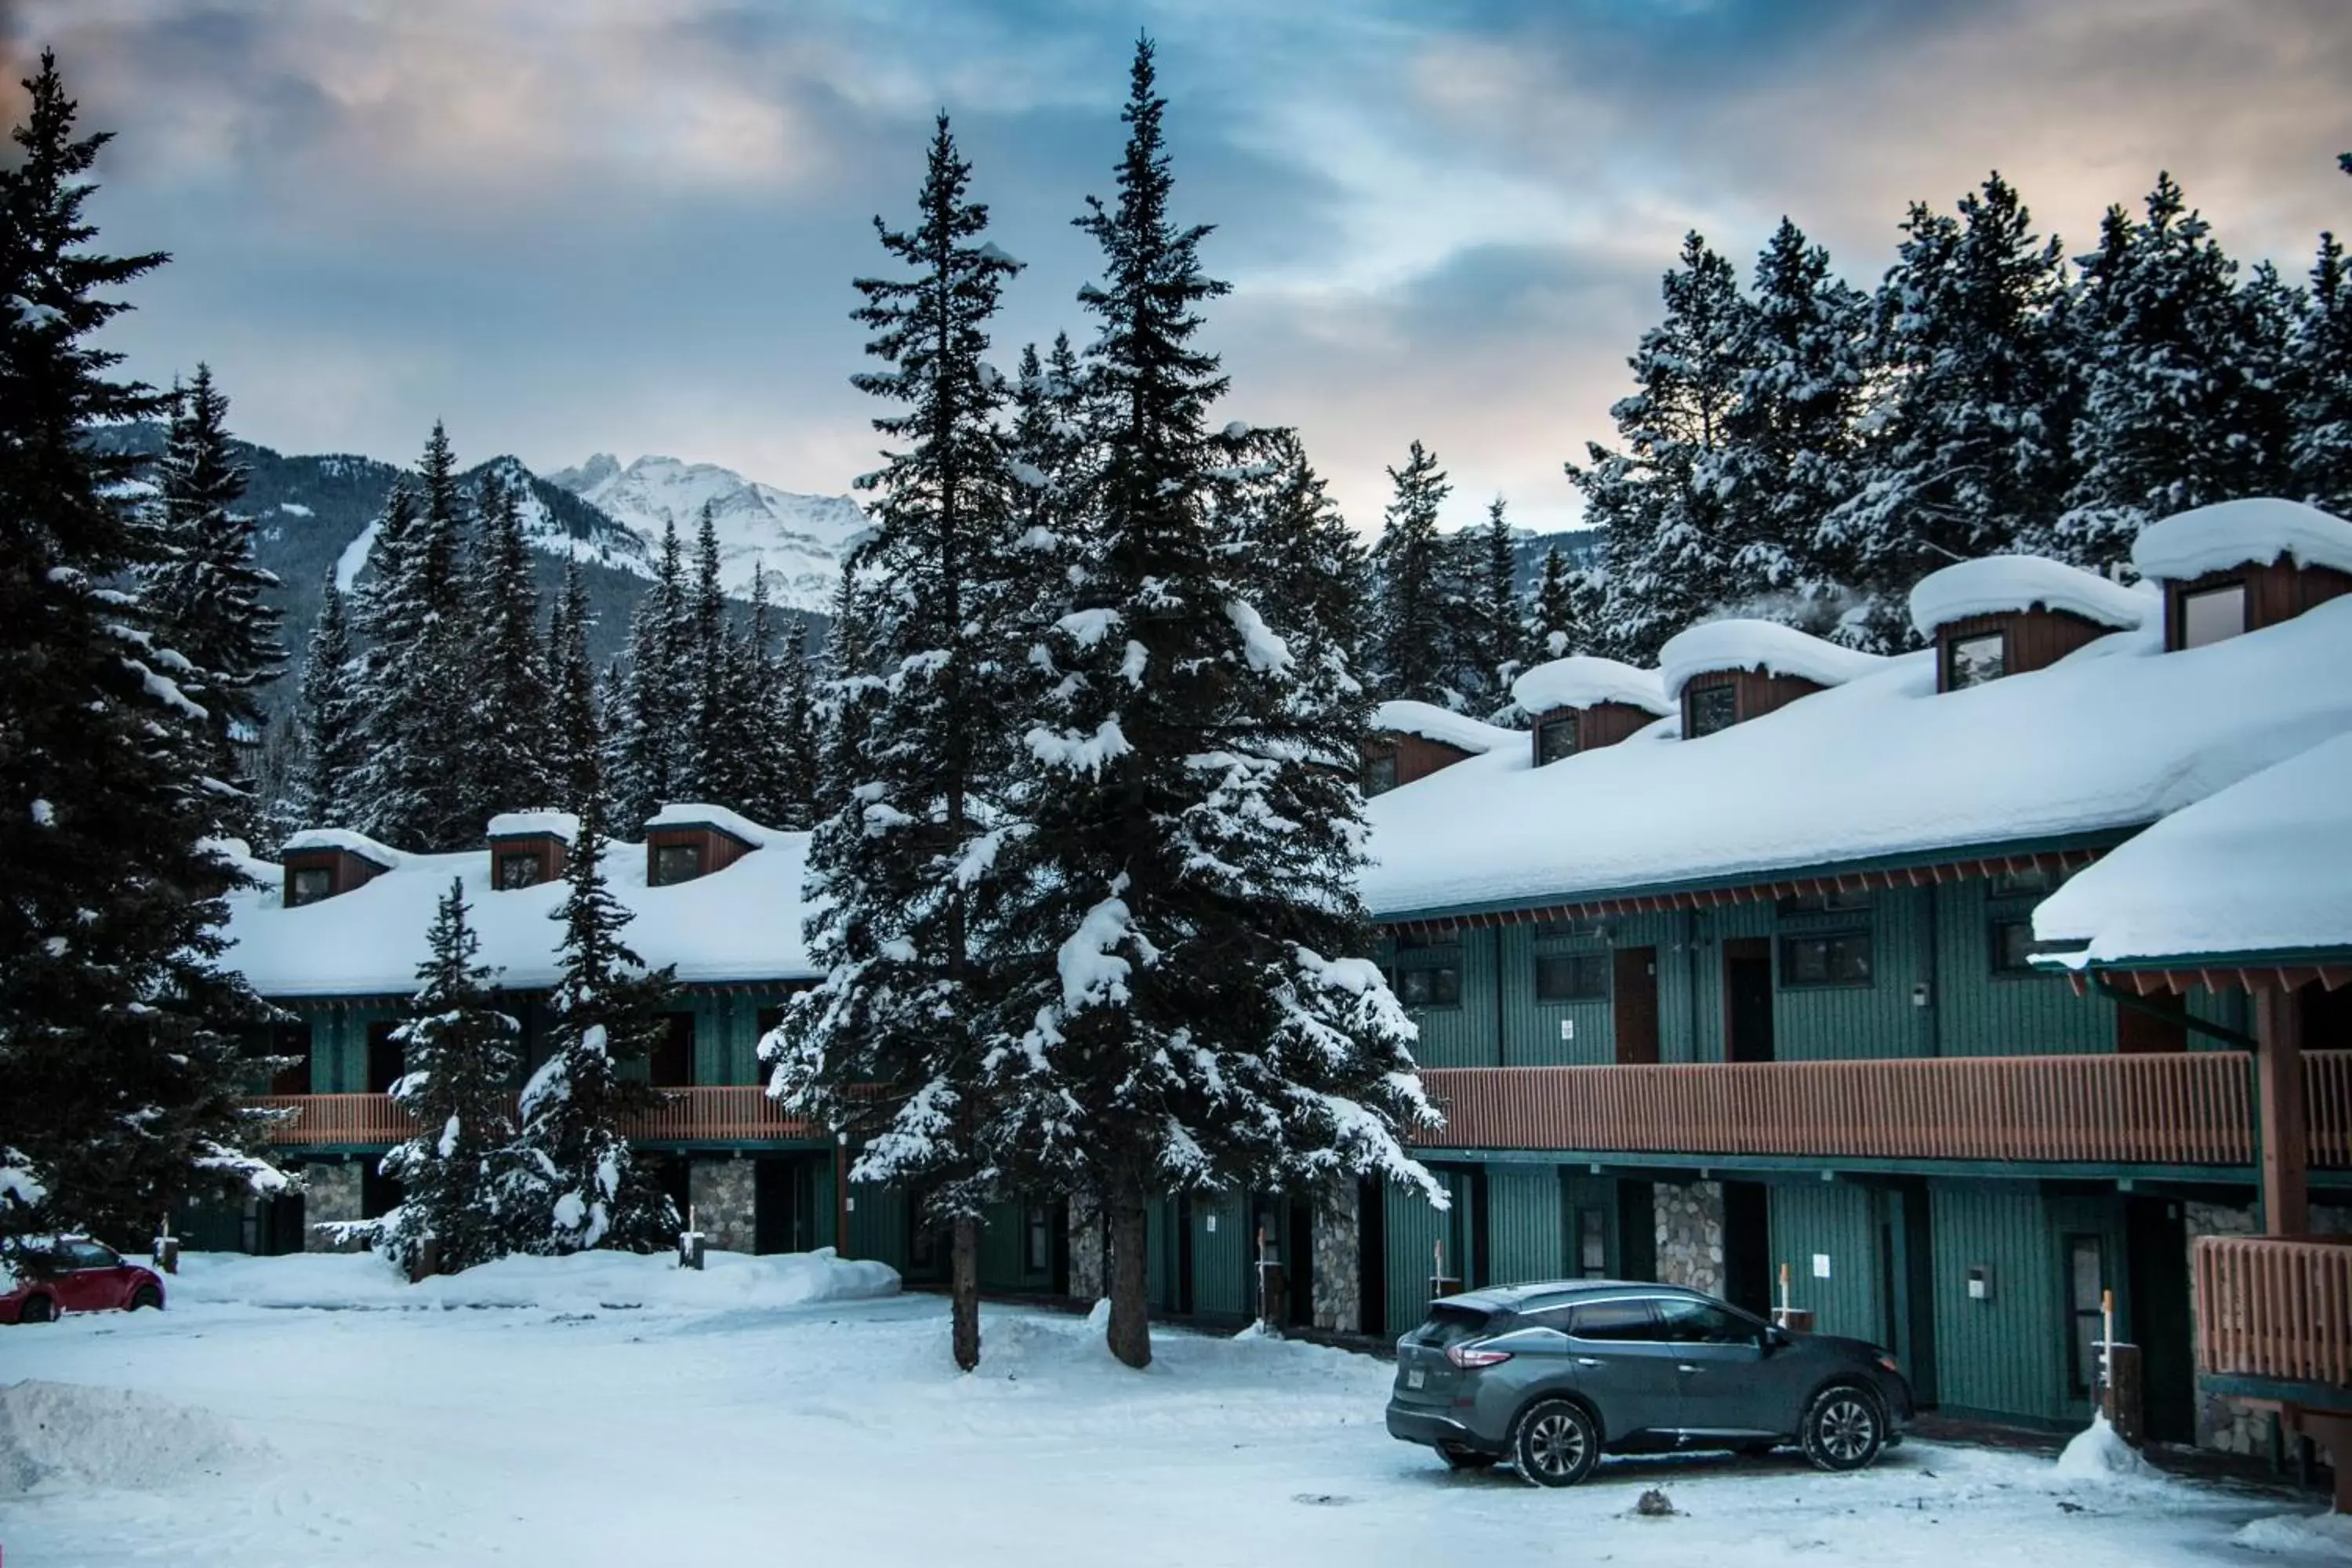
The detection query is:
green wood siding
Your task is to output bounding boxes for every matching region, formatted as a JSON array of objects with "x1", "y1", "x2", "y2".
[
  {"x1": 1390, "y1": 929, "x2": 1500, "y2": 1067},
  {"x1": 1928, "y1": 1183, "x2": 2084, "y2": 1425},
  {"x1": 1688, "y1": 902, "x2": 1772, "y2": 1062},
  {"x1": 1935, "y1": 880, "x2": 2114, "y2": 1055},
  {"x1": 1769, "y1": 1181, "x2": 1886, "y2": 1341},
  {"x1": 1502, "y1": 928, "x2": 1612, "y2": 1066},
  {"x1": 1383, "y1": 1170, "x2": 1476, "y2": 1335},
  {"x1": 1190, "y1": 1192, "x2": 1250, "y2": 1318},
  {"x1": 1484, "y1": 1164, "x2": 1564, "y2": 1283},
  {"x1": 844, "y1": 1183, "x2": 909, "y2": 1270},
  {"x1": 1772, "y1": 888, "x2": 1934, "y2": 1062},
  {"x1": 978, "y1": 1200, "x2": 1054, "y2": 1293}
]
